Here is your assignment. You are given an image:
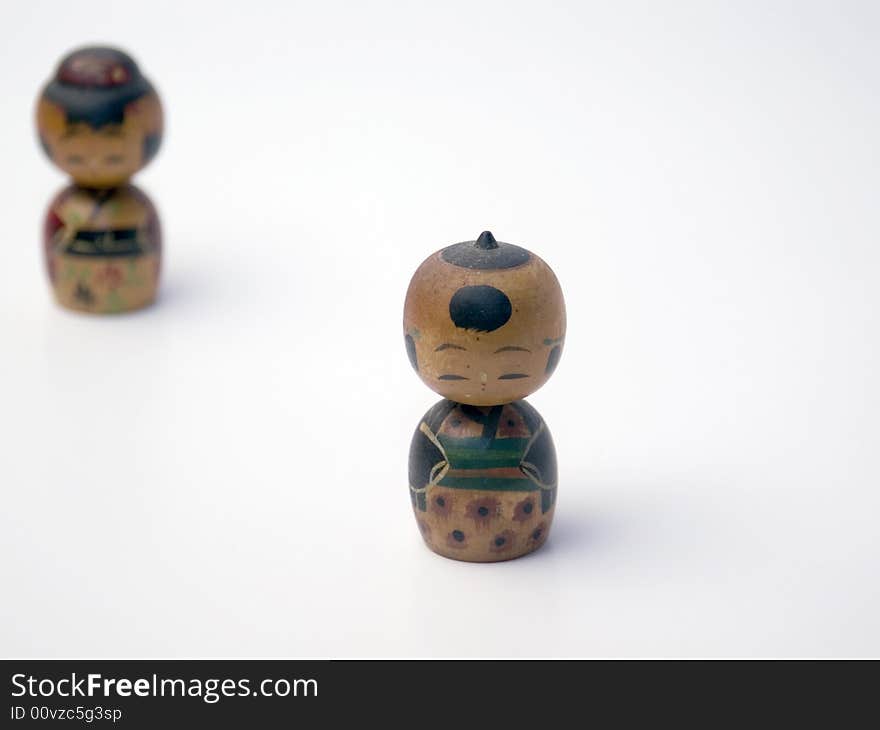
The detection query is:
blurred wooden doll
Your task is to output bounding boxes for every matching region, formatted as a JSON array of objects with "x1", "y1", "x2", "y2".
[{"x1": 36, "y1": 46, "x2": 163, "y2": 313}]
